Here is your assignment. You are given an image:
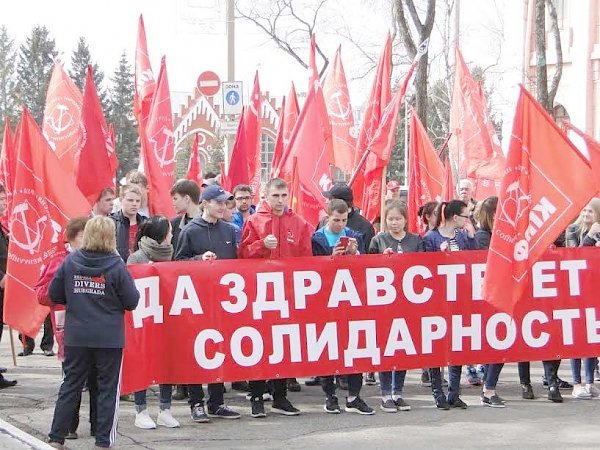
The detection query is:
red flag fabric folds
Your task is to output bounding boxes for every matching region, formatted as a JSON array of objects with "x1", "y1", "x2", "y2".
[
  {"x1": 271, "y1": 83, "x2": 300, "y2": 180},
  {"x1": 483, "y1": 86, "x2": 596, "y2": 314},
  {"x1": 407, "y1": 108, "x2": 445, "y2": 233},
  {"x1": 42, "y1": 63, "x2": 83, "y2": 176},
  {"x1": 4, "y1": 108, "x2": 90, "y2": 337},
  {"x1": 76, "y1": 66, "x2": 116, "y2": 205},
  {"x1": 322, "y1": 46, "x2": 356, "y2": 173},
  {"x1": 448, "y1": 48, "x2": 504, "y2": 199},
  {"x1": 352, "y1": 34, "x2": 392, "y2": 210},
  {"x1": 142, "y1": 56, "x2": 175, "y2": 216}
]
